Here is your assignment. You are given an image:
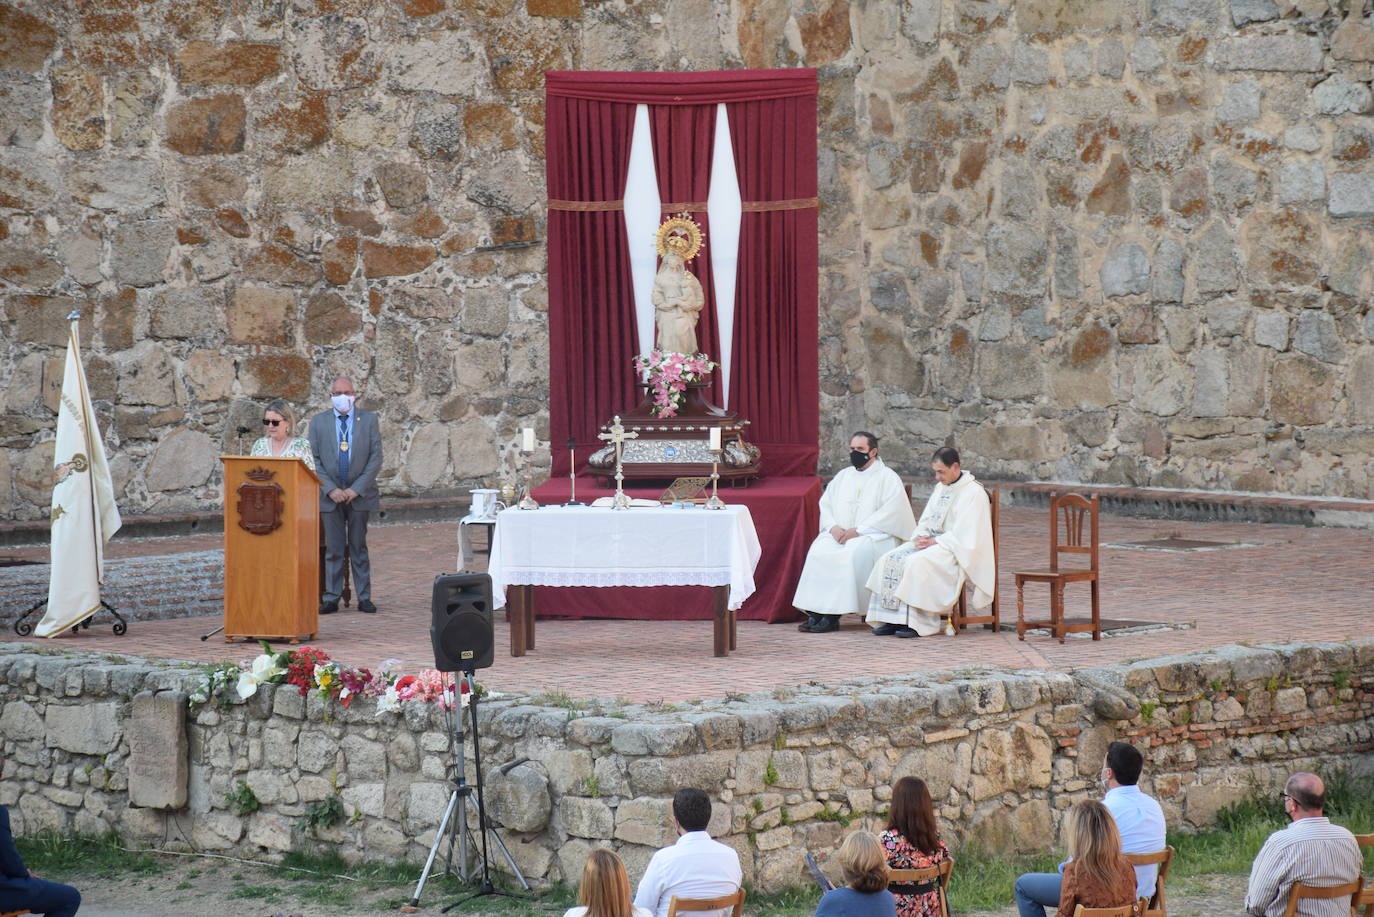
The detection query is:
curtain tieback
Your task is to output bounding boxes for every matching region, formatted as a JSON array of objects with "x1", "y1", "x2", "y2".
[{"x1": 549, "y1": 197, "x2": 818, "y2": 212}]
